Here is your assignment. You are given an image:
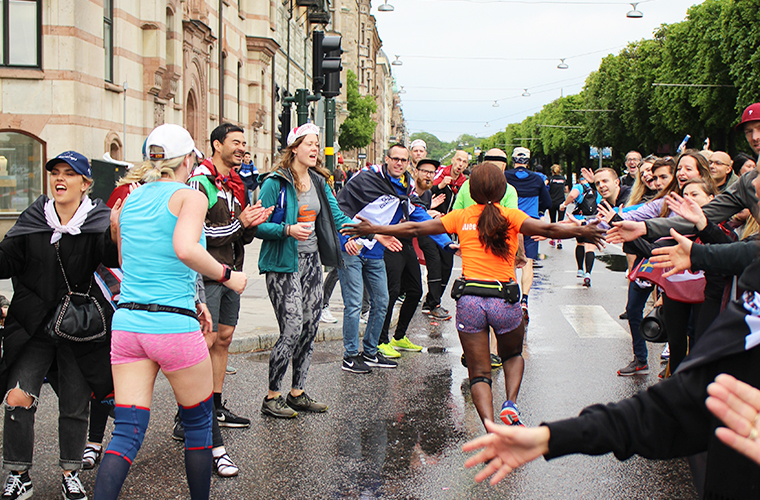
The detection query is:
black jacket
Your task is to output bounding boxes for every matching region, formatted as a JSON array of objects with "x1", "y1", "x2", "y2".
[
  {"x1": 0, "y1": 196, "x2": 119, "y2": 400},
  {"x1": 544, "y1": 255, "x2": 760, "y2": 499}
]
